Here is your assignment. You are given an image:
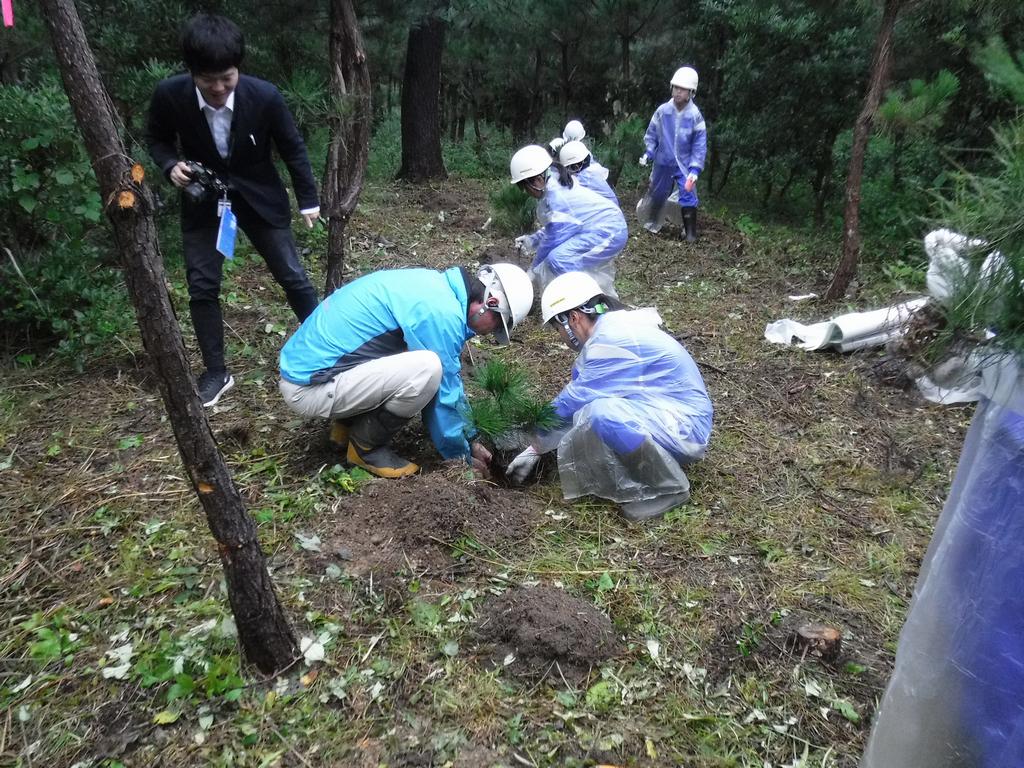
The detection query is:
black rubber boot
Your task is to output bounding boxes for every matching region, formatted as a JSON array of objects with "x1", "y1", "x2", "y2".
[
  {"x1": 347, "y1": 408, "x2": 419, "y2": 478},
  {"x1": 681, "y1": 207, "x2": 698, "y2": 243},
  {"x1": 328, "y1": 418, "x2": 351, "y2": 451}
]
